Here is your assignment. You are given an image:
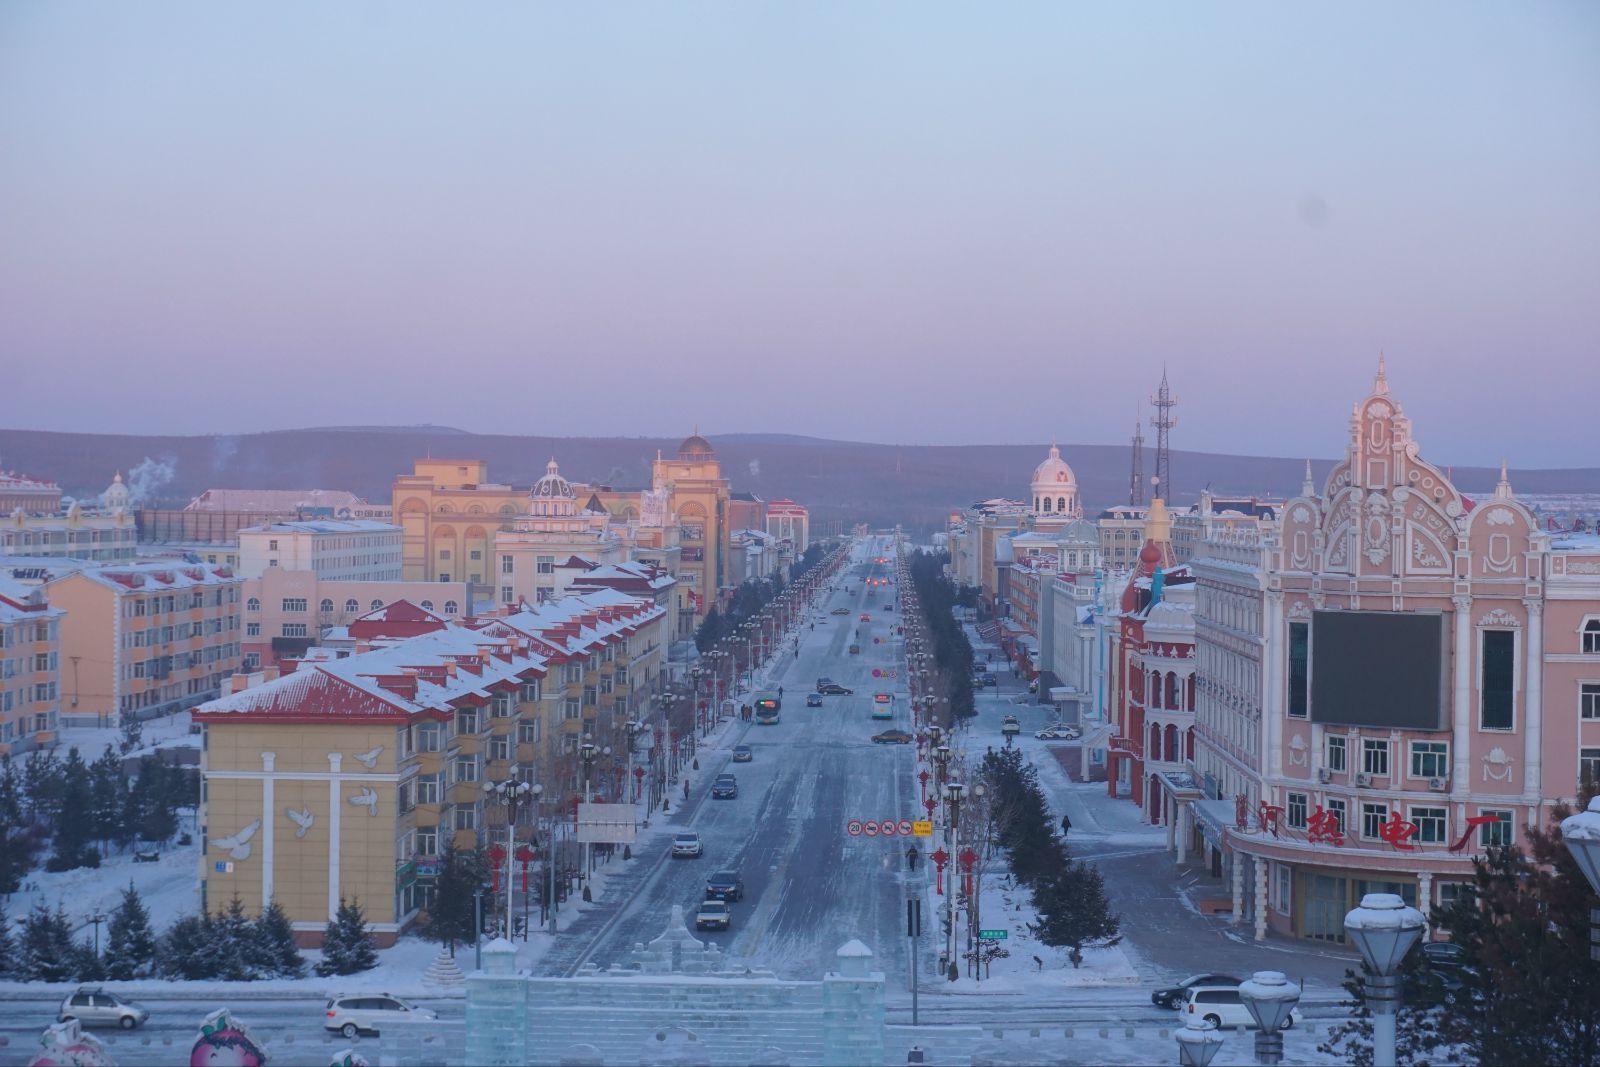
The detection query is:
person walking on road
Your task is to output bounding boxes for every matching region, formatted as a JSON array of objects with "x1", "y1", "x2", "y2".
[
  {"x1": 683, "y1": 779, "x2": 690, "y2": 801},
  {"x1": 1060, "y1": 813, "x2": 1072, "y2": 837}
]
